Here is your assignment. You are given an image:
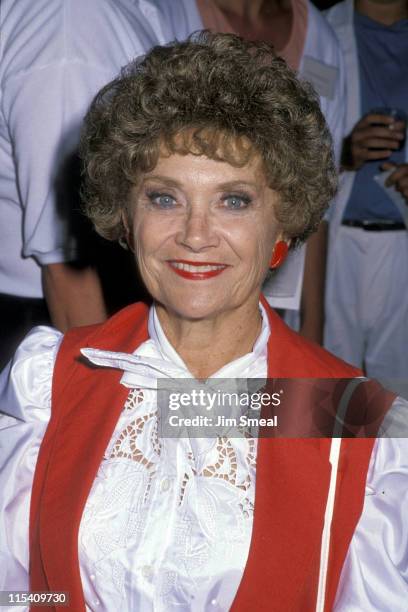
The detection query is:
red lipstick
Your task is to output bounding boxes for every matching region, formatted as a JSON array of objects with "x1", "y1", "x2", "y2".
[{"x1": 167, "y1": 260, "x2": 229, "y2": 280}]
